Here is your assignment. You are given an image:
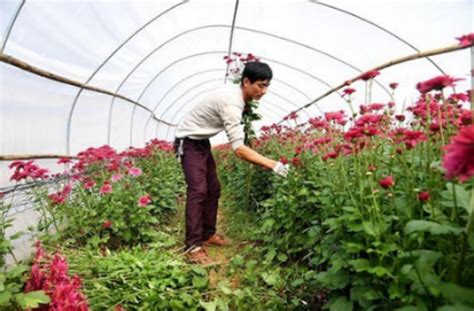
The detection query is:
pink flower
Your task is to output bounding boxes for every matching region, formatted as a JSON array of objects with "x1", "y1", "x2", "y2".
[
  {"x1": 128, "y1": 167, "x2": 142, "y2": 177},
  {"x1": 325, "y1": 111, "x2": 345, "y2": 122},
  {"x1": 138, "y1": 194, "x2": 152, "y2": 207},
  {"x1": 57, "y1": 157, "x2": 71, "y2": 164},
  {"x1": 359, "y1": 70, "x2": 380, "y2": 81},
  {"x1": 368, "y1": 103, "x2": 385, "y2": 111},
  {"x1": 378, "y1": 176, "x2": 395, "y2": 189},
  {"x1": 442, "y1": 125, "x2": 474, "y2": 182},
  {"x1": 100, "y1": 182, "x2": 113, "y2": 195},
  {"x1": 83, "y1": 180, "x2": 96, "y2": 190},
  {"x1": 456, "y1": 33, "x2": 474, "y2": 47},
  {"x1": 417, "y1": 191, "x2": 430, "y2": 202},
  {"x1": 416, "y1": 75, "x2": 463, "y2": 93},
  {"x1": 389, "y1": 82, "x2": 399, "y2": 90},
  {"x1": 111, "y1": 173, "x2": 123, "y2": 182}
]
